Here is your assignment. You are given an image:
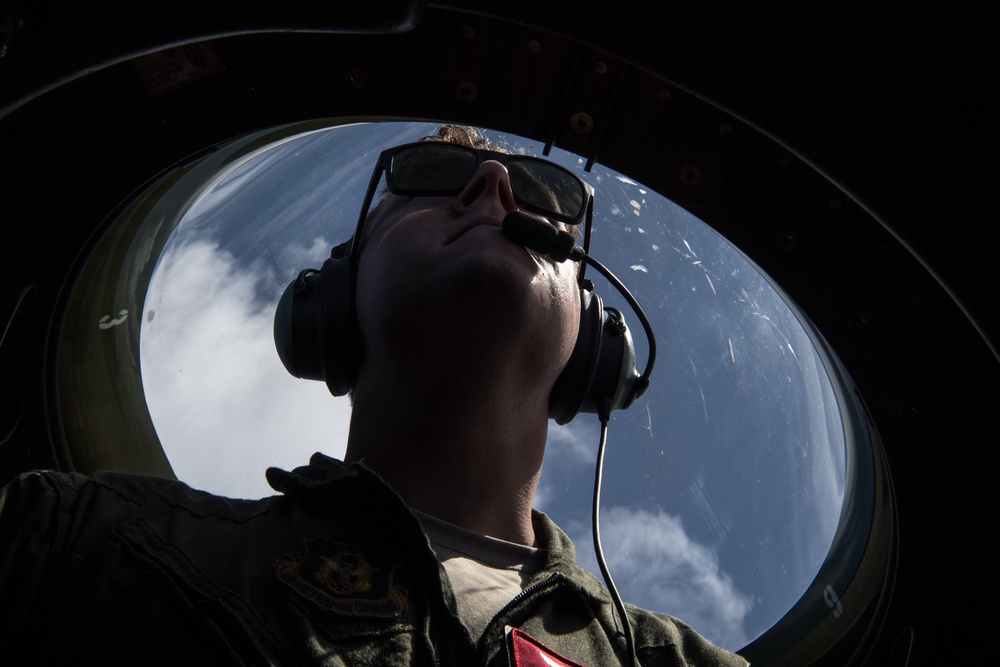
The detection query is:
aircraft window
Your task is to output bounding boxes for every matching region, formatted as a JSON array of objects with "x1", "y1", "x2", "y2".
[{"x1": 138, "y1": 120, "x2": 850, "y2": 650}]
